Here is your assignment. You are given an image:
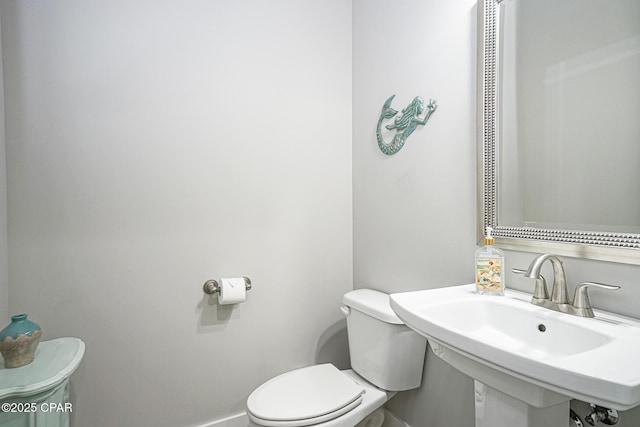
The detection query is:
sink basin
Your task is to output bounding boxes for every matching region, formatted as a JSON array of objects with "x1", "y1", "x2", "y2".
[
  {"x1": 390, "y1": 284, "x2": 640, "y2": 411},
  {"x1": 423, "y1": 296, "x2": 611, "y2": 358}
]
